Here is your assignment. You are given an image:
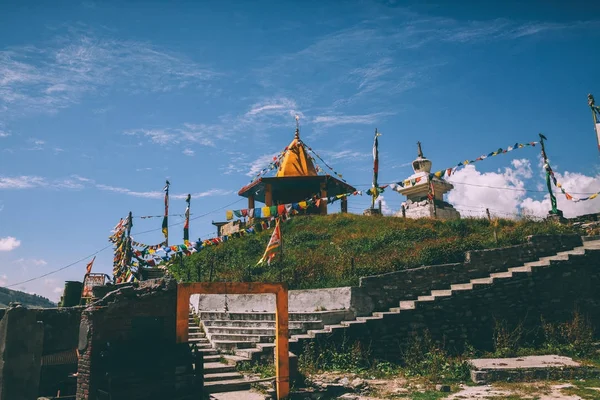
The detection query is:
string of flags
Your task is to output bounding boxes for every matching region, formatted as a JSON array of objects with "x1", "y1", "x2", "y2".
[
  {"x1": 225, "y1": 191, "x2": 362, "y2": 220},
  {"x1": 389, "y1": 141, "x2": 539, "y2": 190},
  {"x1": 303, "y1": 144, "x2": 348, "y2": 183},
  {"x1": 128, "y1": 213, "x2": 293, "y2": 268},
  {"x1": 545, "y1": 161, "x2": 600, "y2": 202}
]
